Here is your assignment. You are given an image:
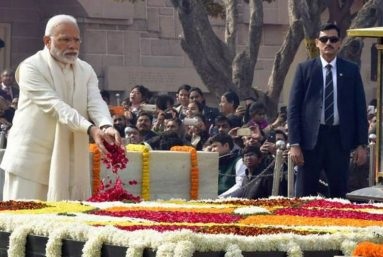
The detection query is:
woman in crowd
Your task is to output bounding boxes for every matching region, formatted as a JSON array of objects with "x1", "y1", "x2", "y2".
[
  {"x1": 219, "y1": 91, "x2": 240, "y2": 117},
  {"x1": 186, "y1": 100, "x2": 203, "y2": 119},
  {"x1": 128, "y1": 85, "x2": 152, "y2": 116},
  {"x1": 185, "y1": 113, "x2": 209, "y2": 150},
  {"x1": 175, "y1": 84, "x2": 191, "y2": 119}
]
